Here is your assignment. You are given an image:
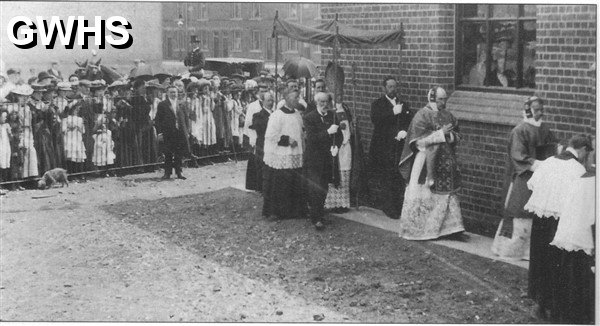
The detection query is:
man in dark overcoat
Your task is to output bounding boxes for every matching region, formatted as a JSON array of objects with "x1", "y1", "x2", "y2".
[
  {"x1": 369, "y1": 76, "x2": 414, "y2": 219},
  {"x1": 303, "y1": 92, "x2": 343, "y2": 230},
  {"x1": 154, "y1": 86, "x2": 190, "y2": 180}
]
